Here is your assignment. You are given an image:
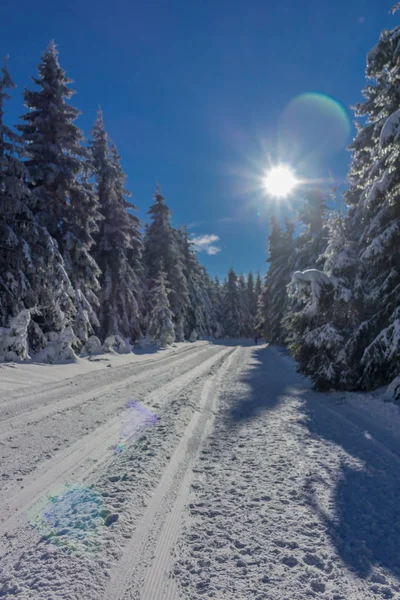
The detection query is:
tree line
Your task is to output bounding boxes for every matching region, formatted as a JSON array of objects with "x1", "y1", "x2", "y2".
[
  {"x1": 0, "y1": 42, "x2": 262, "y2": 360},
  {"x1": 256, "y1": 16, "x2": 400, "y2": 396}
]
